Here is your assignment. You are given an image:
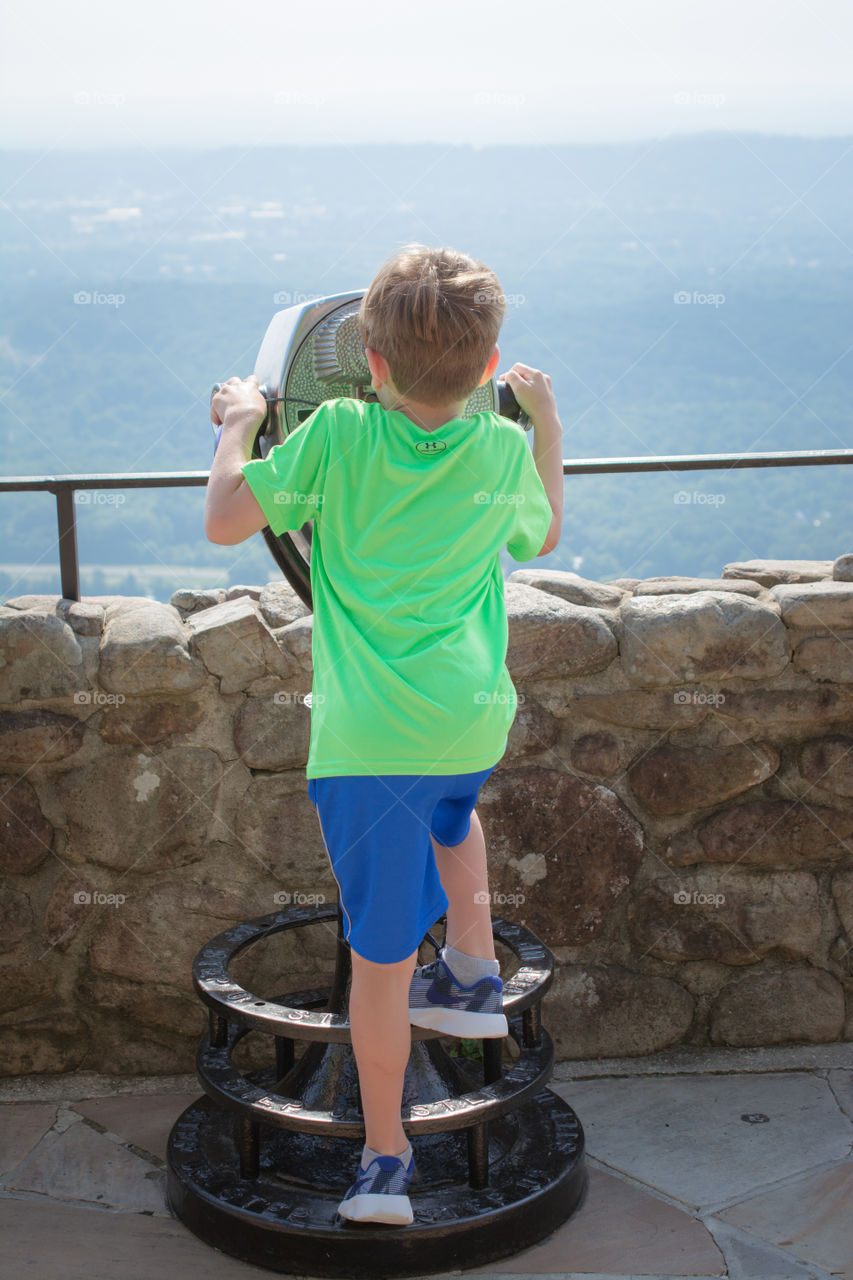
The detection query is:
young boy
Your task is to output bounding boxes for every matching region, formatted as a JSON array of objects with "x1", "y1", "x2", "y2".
[{"x1": 205, "y1": 243, "x2": 563, "y2": 1227}]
